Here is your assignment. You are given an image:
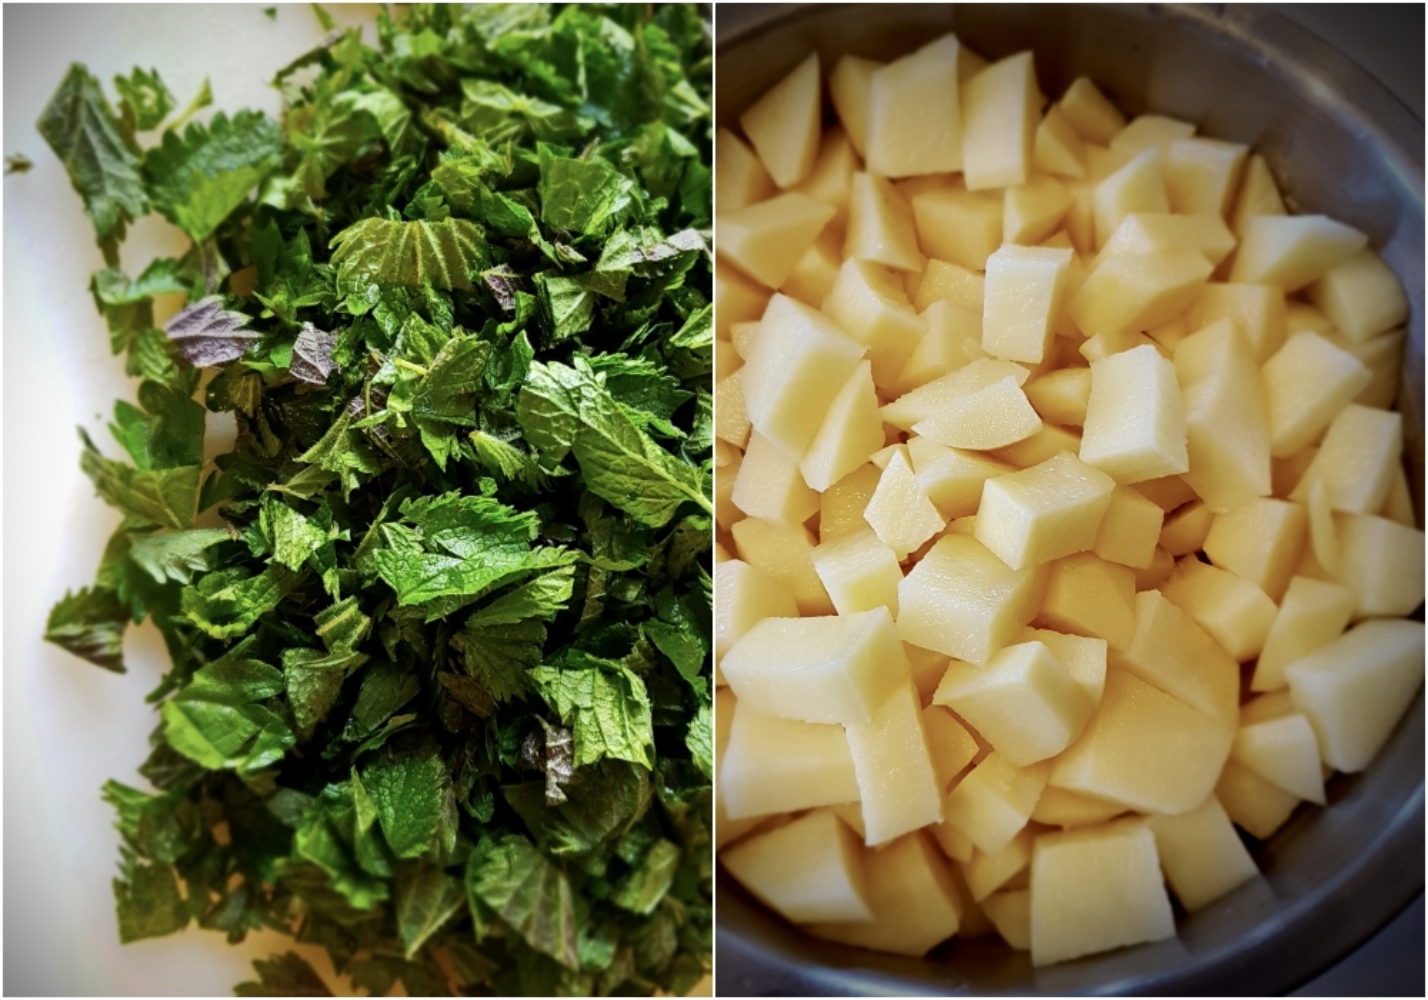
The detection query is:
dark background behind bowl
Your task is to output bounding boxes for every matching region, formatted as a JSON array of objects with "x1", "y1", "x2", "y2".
[{"x1": 714, "y1": 4, "x2": 1424, "y2": 996}]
